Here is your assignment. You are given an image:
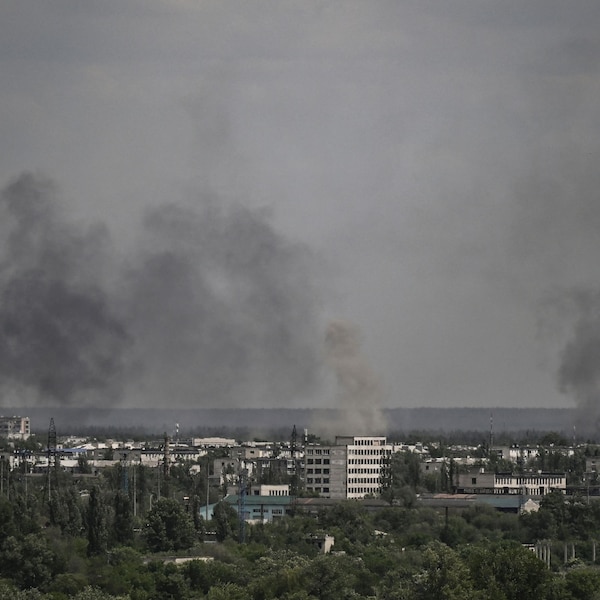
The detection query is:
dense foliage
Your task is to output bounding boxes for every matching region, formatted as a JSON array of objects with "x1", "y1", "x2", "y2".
[{"x1": 2, "y1": 438, "x2": 600, "y2": 598}]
